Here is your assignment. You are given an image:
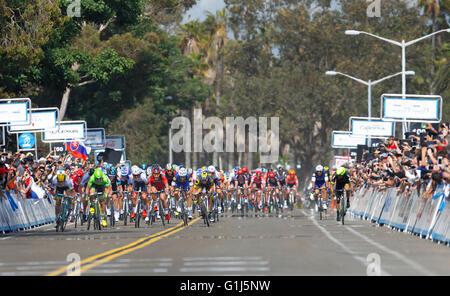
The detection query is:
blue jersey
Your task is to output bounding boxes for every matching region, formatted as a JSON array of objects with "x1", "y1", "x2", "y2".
[
  {"x1": 172, "y1": 173, "x2": 191, "y2": 190},
  {"x1": 312, "y1": 170, "x2": 328, "y2": 188}
]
